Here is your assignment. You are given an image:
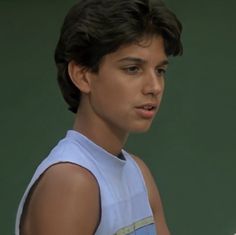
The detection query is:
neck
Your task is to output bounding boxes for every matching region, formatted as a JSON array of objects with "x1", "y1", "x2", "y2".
[{"x1": 73, "y1": 110, "x2": 128, "y2": 156}]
